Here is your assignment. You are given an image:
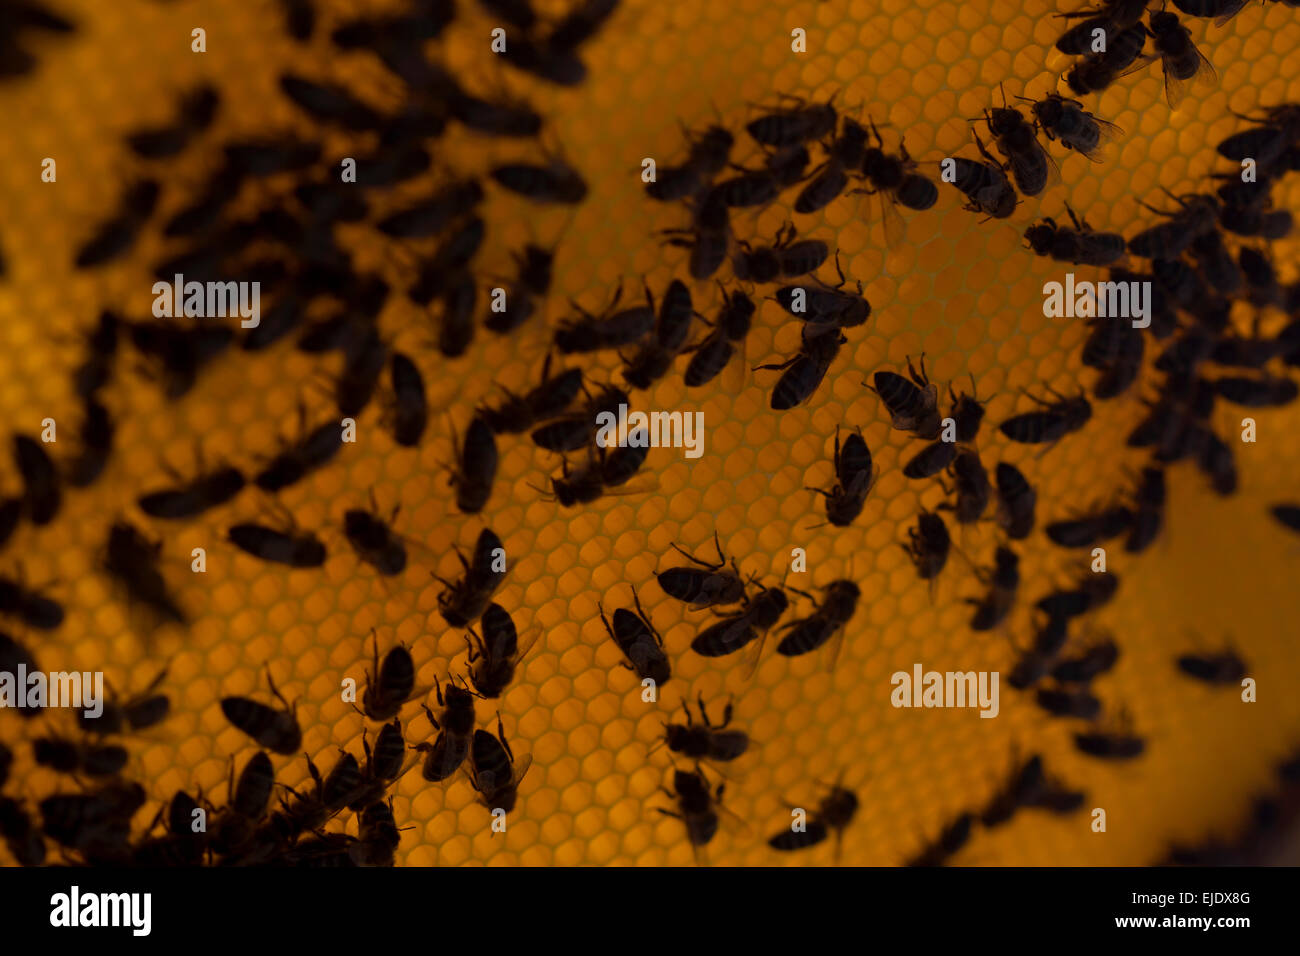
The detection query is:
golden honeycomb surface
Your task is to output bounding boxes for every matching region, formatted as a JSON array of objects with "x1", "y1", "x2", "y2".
[{"x1": 0, "y1": 0, "x2": 1298, "y2": 866}]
